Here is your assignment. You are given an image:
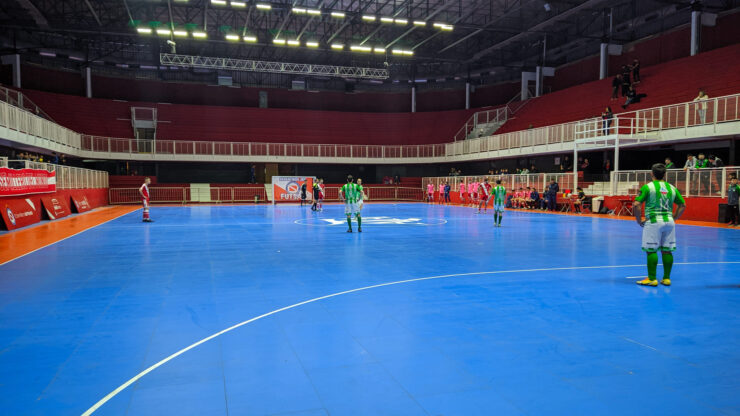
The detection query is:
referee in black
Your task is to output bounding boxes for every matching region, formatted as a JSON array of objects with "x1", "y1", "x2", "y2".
[
  {"x1": 311, "y1": 181, "x2": 320, "y2": 211},
  {"x1": 300, "y1": 182, "x2": 307, "y2": 207}
]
